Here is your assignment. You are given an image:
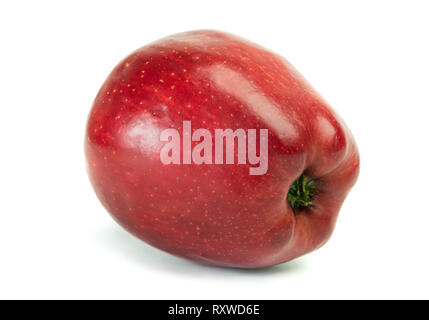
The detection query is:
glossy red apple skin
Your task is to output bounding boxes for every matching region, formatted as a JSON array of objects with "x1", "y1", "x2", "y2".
[{"x1": 85, "y1": 30, "x2": 359, "y2": 268}]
